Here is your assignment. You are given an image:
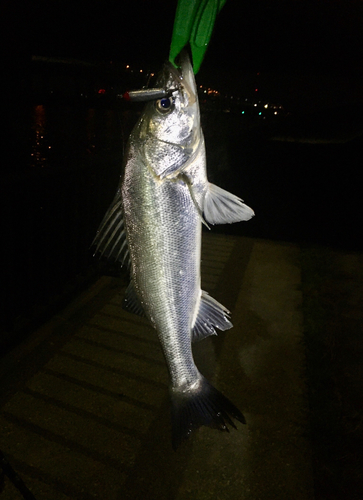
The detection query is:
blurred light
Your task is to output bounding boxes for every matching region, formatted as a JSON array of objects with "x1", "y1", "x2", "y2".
[
  {"x1": 242, "y1": 111, "x2": 245, "y2": 114},
  {"x1": 264, "y1": 104, "x2": 268, "y2": 109},
  {"x1": 254, "y1": 88, "x2": 258, "y2": 92},
  {"x1": 254, "y1": 103, "x2": 257, "y2": 107},
  {"x1": 140, "y1": 69, "x2": 143, "y2": 73},
  {"x1": 126, "y1": 65, "x2": 130, "y2": 69},
  {"x1": 98, "y1": 89, "x2": 106, "y2": 94},
  {"x1": 274, "y1": 111, "x2": 278, "y2": 115},
  {"x1": 259, "y1": 112, "x2": 262, "y2": 115}
]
